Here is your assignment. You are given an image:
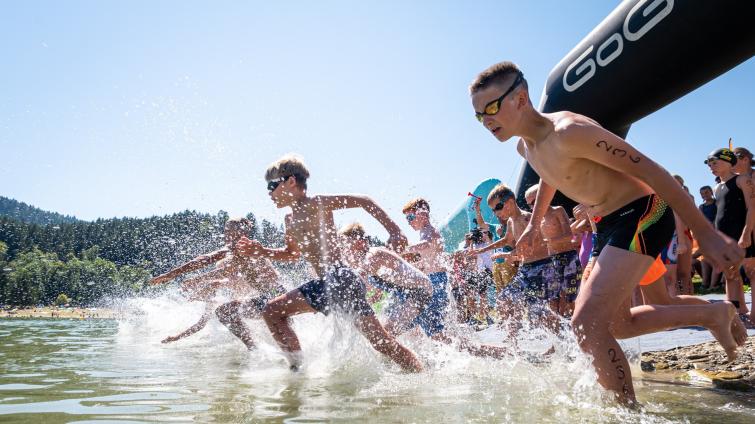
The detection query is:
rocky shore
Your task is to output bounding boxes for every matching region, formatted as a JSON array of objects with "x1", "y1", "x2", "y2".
[{"x1": 641, "y1": 336, "x2": 755, "y2": 392}]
